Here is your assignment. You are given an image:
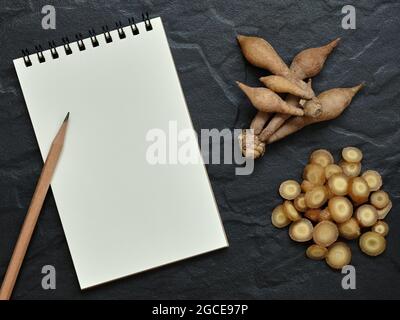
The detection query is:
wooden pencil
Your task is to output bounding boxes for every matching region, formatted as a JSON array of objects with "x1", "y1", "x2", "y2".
[{"x1": 0, "y1": 112, "x2": 70, "y2": 300}]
